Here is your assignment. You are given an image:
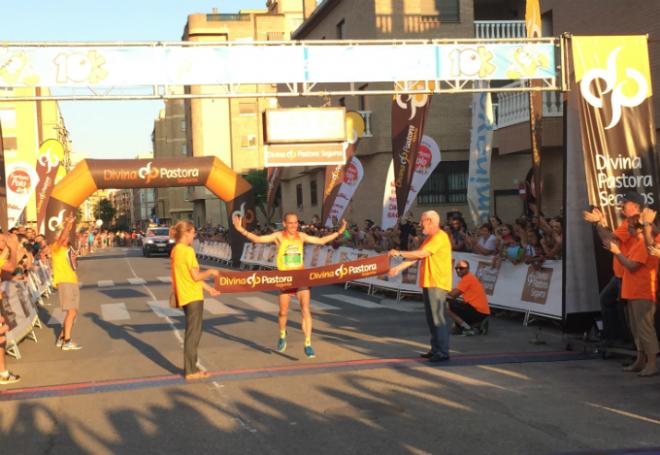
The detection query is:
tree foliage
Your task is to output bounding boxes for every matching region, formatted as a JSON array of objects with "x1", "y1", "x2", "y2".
[
  {"x1": 244, "y1": 169, "x2": 267, "y2": 205},
  {"x1": 94, "y1": 199, "x2": 116, "y2": 226}
]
